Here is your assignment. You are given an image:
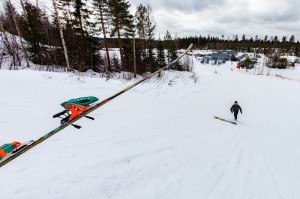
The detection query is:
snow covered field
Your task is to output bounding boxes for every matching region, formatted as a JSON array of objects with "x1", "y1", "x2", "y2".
[{"x1": 1, "y1": 55, "x2": 300, "y2": 199}]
